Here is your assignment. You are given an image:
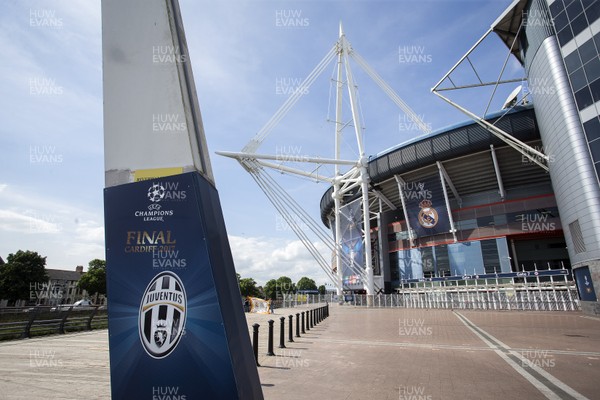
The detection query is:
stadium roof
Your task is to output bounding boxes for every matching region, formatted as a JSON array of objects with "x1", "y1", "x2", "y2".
[
  {"x1": 491, "y1": 0, "x2": 528, "y2": 63},
  {"x1": 320, "y1": 105, "x2": 546, "y2": 226}
]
